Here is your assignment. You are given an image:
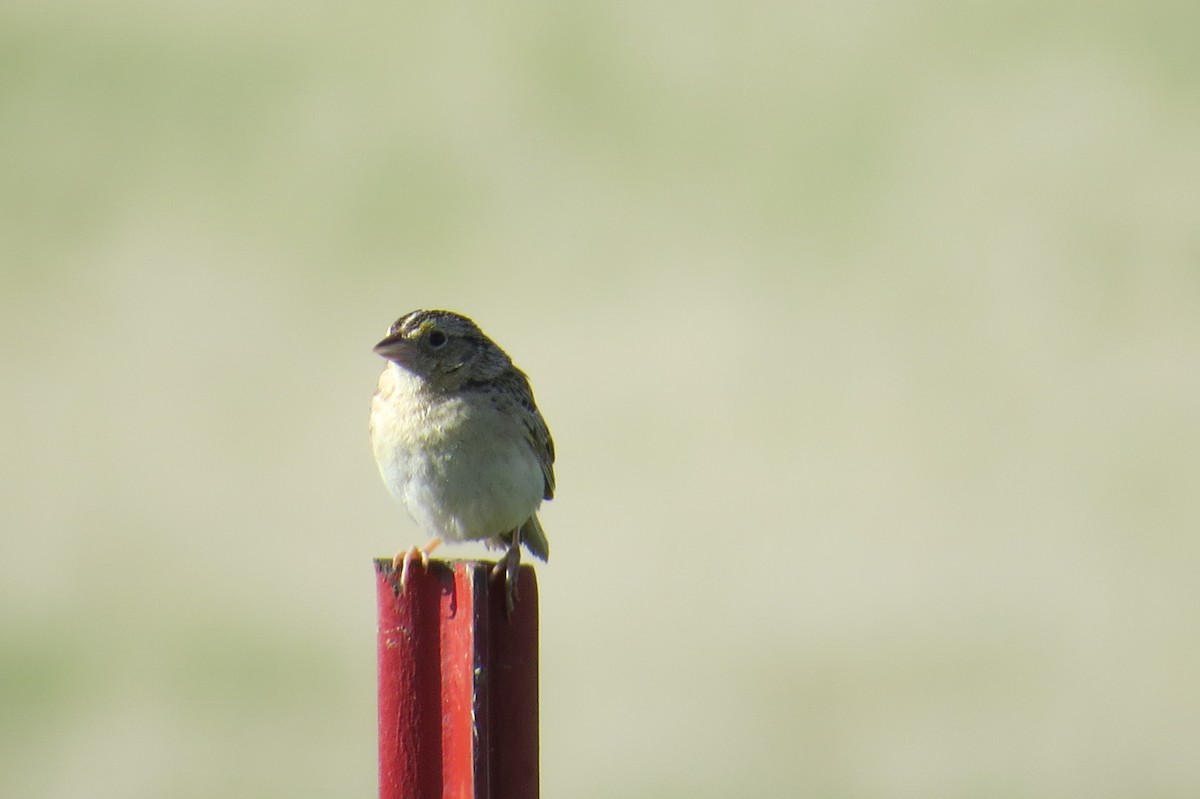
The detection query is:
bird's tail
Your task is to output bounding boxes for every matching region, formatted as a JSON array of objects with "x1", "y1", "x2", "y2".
[{"x1": 519, "y1": 514, "x2": 550, "y2": 561}]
